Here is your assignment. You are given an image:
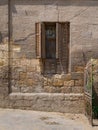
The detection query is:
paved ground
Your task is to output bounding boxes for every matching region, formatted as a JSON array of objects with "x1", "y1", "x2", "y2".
[{"x1": 0, "y1": 109, "x2": 97, "y2": 130}]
